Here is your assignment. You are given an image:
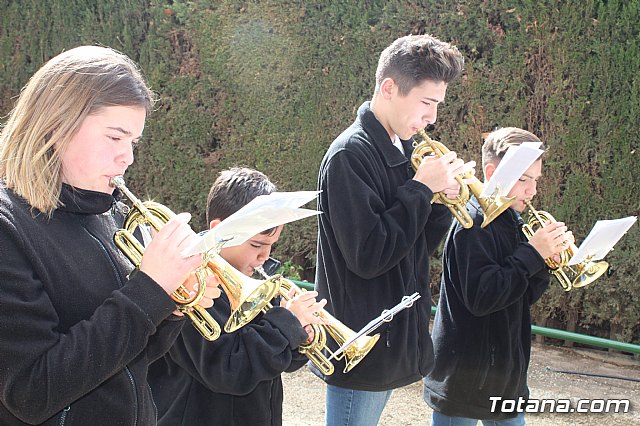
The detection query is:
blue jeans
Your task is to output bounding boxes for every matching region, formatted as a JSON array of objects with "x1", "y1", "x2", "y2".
[
  {"x1": 325, "y1": 384, "x2": 393, "y2": 426},
  {"x1": 431, "y1": 411, "x2": 526, "y2": 426}
]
